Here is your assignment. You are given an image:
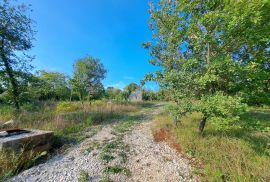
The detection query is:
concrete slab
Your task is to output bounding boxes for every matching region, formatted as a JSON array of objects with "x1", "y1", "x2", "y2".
[{"x1": 0, "y1": 129, "x2": 54, "y2": 153}]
